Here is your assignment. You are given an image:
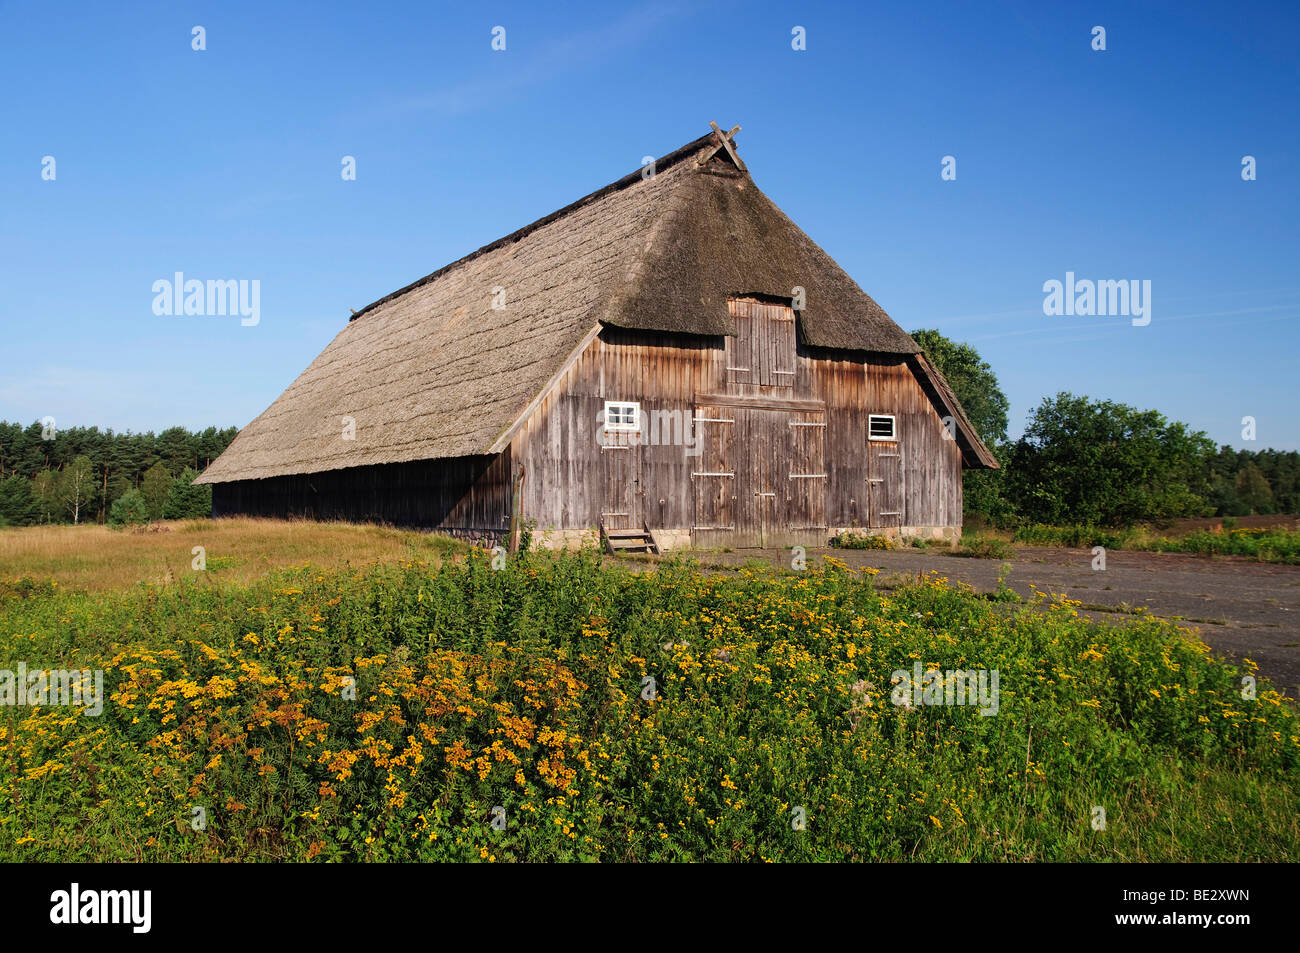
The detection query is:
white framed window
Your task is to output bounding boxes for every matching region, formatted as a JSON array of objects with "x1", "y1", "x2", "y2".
[
  {"x1": 868, "y1": 414, "x2": 896, "y2": 441},
  {"x1": 604, "y1": 400, "x2": 640, "y2": 432}
]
